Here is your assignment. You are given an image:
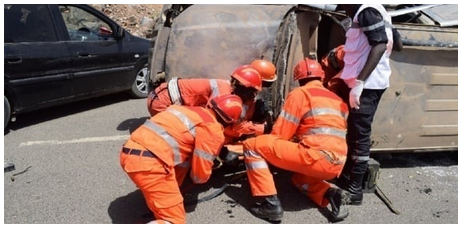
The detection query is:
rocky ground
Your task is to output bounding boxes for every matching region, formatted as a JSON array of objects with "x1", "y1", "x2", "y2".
[{"x1": 90, "y1": 4, "x2": 163, "y2": 39}]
